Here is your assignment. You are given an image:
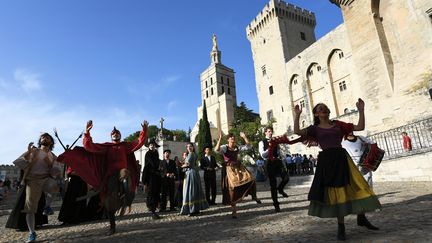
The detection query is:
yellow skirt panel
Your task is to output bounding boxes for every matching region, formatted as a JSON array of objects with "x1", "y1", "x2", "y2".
[{"x1": 325, "y1": 156, "x2": 375, "y2": 205}]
